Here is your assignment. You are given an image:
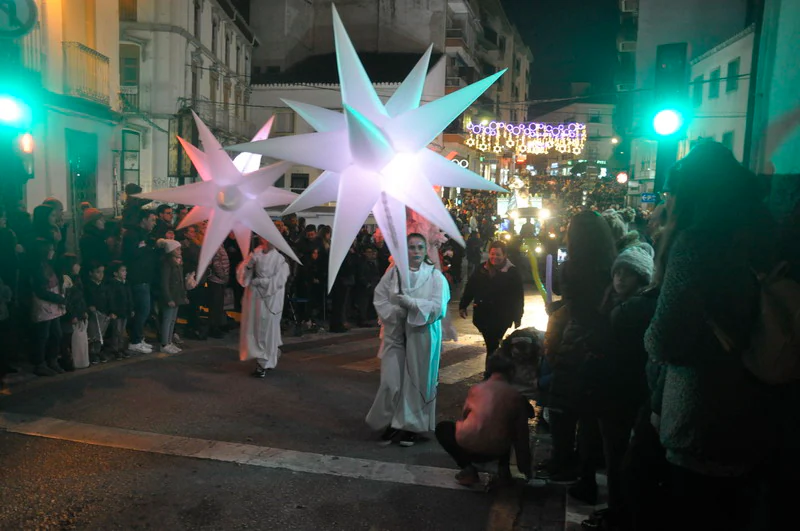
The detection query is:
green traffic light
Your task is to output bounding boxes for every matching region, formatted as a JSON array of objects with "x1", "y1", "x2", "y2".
[
  {"x1": 0, "y1": 96, "x2": 33, "y2": 129},
  {"x1": 653, "y1": 109, "x2": 683, "y2": 136}
]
